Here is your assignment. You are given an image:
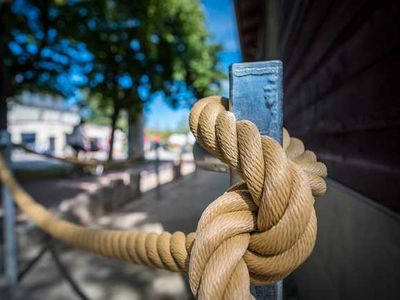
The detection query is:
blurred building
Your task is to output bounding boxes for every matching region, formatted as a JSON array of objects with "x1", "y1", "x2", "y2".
[
  {"x1": 8, "y1": 92, "x2": 79, "y2": 156},
  {"x1": 168, "y1": 133, "x2": 195, "y2": 147},
  {"x1": 235, "y1": 0, "x2": 400, "y2": 299},
  {"x1": 83, "y1": 124, "x2": 126, "y2": 158},
  {"x1": 8, "y1": 92, "x2": 126, "y2": 157}
]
